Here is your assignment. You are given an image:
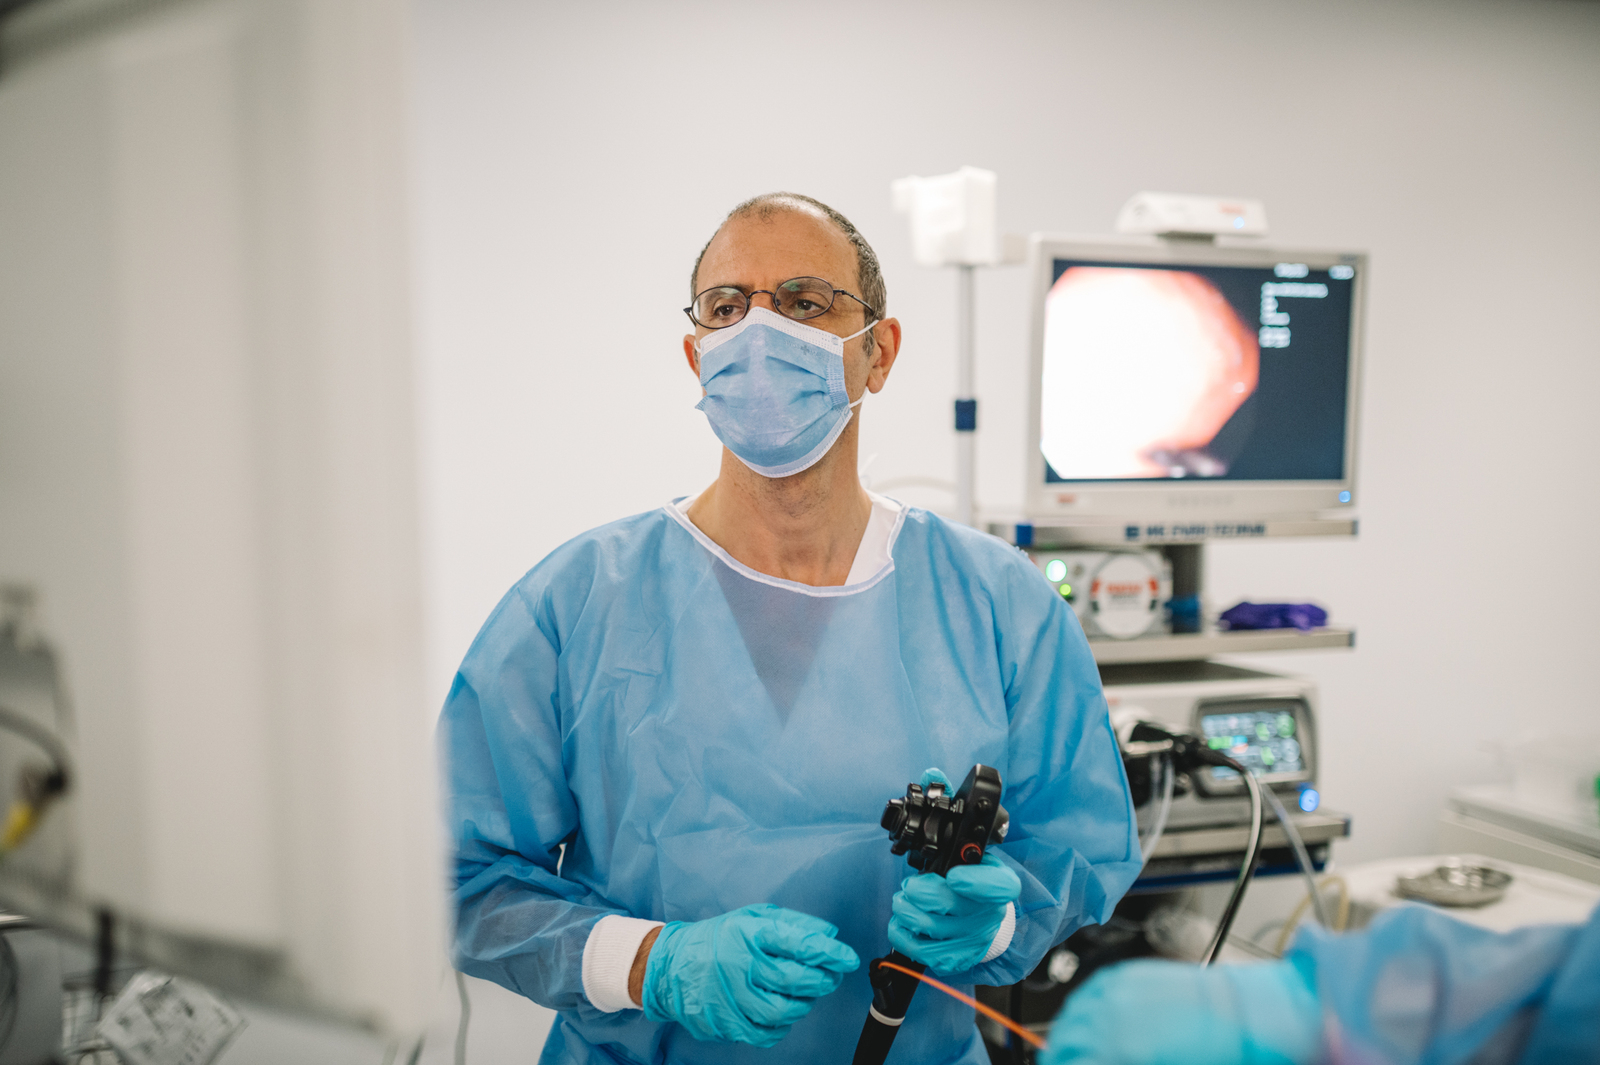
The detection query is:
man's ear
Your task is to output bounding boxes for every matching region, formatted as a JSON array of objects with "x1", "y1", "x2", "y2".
[
  {"x1": 866, "y1": 318, "x2": 903, "y2": 393},
  {"x1": 683, "y1": 334, "x2": 700, "y2": 376}
]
